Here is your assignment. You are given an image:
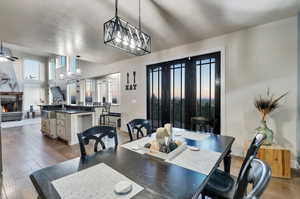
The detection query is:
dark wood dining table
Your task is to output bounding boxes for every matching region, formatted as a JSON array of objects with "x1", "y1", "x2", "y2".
[{"x1": 30, "y1": 132, "x2": 234, "y2": 199}]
